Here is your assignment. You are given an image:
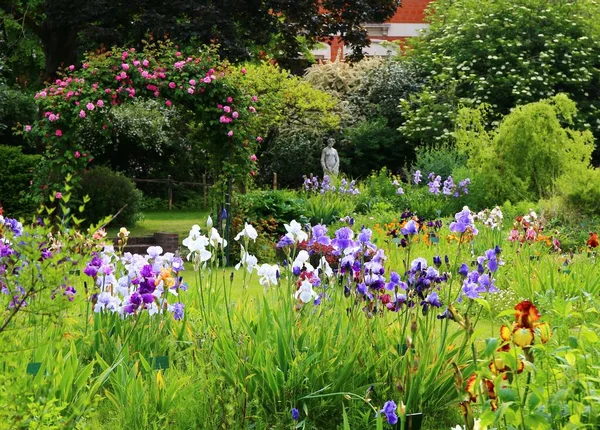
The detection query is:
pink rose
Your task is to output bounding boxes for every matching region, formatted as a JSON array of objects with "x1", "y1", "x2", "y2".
[
  {"x1": 241, "y1": 68, "x2": 247, "y2": 75},
  {"x1": 55, "y1": 129, "x2": 62, "y2": 137},
  {"x1": 232, "y1": 111, "x2": 239, "y2": 119},
  {"x1": 189, "y1": 79, "x2": 196, "y2": 86},
  {"x1": 86, "y1": 102, "x2": 95, "y2": 111},
  {"x1": 175, "y1": 51, "x2": 182, "y2": 57},
  {"x1": 97, "y1": 100, "x2": 104, "y2": 107},
  {"x1": 142, "y1": 59, "x2": 149, "y2": 67},
  {"x1": 169, "y1": 82, "x2": 176, "y2": 89},
  {"x1": 133, "y1": 60, "x2": 140, "y2": 66},
  {"x1": 256, "y1": 136, "x2": 263, "y2": 142},
  {"x1": 165, "y1": 100, "x2": 172, "y2": 107},
  {"x1": 250, "y1": 171, "x2": 256, "y2": 176},
  {"x1": 79, "y1": 110, "x2": 86, "y2": 118},
  {"x1": 68, "y1": 65, "x2": 75, "y2": 71},
  {"x1": 203, "y1": 76, "x2": 211, "y2": 83},
  {"x1": 55, "y1": 192, "x2": 63, "y2": 199},
  {"x1": 227, "y1": 97, "x2": 233, "y2": 103},
  {"x1": 75, "y1": 151, "x2": 81, "y2": 158},
  {"x1": 252, "y1": 95, "x2": 258, "y2": 102},
  {"x1": 82, "y1": 63, "x2": 89, "y2": 69},
  {"x1": 249, "y1": 106, "x2": 256, "y2": 113},
  {"x1": 187, "y1": 87, "x2": 194, "y2": 94},
  {"x1": 250, "y1": 154, "x2": 258, "y2": 162},
  {"x1": 227, "y1": 130, "x2": 233, "y2": 137},
  {"x1": 24, "y1": 125, "x2": 31, "y2": 132},
  {"x1": 223, "y1": 106, "x2": 231, "y2": 113},
  {"x1": 122, "y1": 63, "x2": 129, "y2": 71}
]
